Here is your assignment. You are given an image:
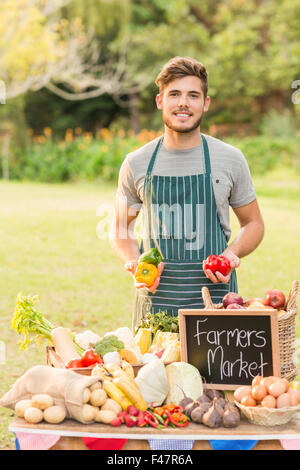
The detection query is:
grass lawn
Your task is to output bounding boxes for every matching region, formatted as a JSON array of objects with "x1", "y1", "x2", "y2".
[{"x1": 0, "y1": 173, "x2": 299, "y2": 448}]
